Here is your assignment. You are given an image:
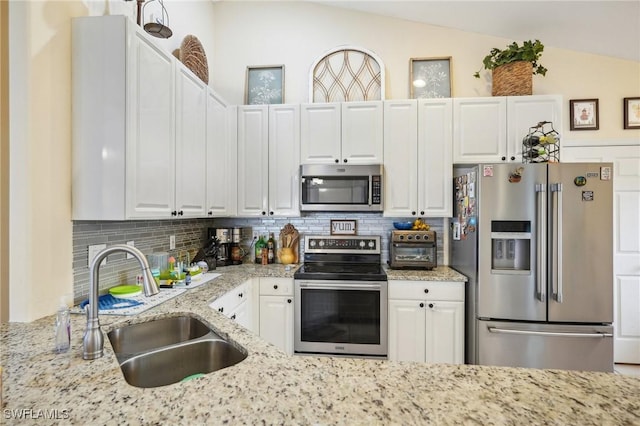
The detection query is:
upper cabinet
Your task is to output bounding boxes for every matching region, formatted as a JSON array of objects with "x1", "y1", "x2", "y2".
[
  {"x1": 237, "y1": 105, "x2": 300, "y2": 217},
  {"x1": 384, "y1": 99, "x2": 452, "y2": 217},
  {"x1": 72, "y1": 16, "x2": 217, "y2": 220},
  {"x1": 206, "y1": 92, "x2": 237, "y2": 217},
  {"x1": 453, "y1": 95, "x2": 562, "y2": 163},
  {"x1": 300, "y1": 101, "x2": 383, "y2": 164}
]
